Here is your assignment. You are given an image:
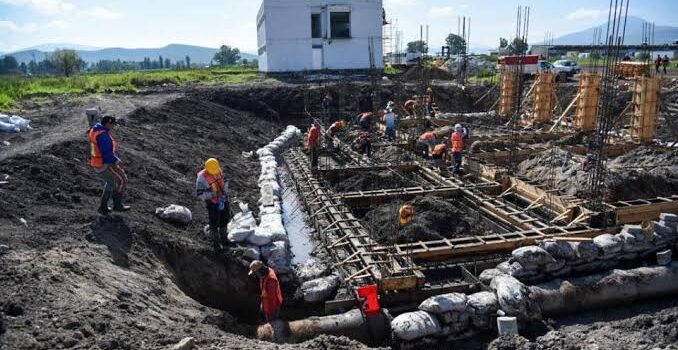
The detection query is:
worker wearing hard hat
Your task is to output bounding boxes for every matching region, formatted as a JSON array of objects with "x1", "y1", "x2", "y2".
[
  {"x1": 196, "y1": 158, "x2": 230, "y2": 251},
  {"x1": 417, "y1": 130, "x2": 437, "y2": 159},
  {"x1": 89, "y1": 115, "x2": 130, "y2": 215},
  {"x1": 307, "y1": 121, "x2": 322, "y2": 169},
  {"x1": 249, "y1": 260, "x2": 283, "y2": 323},
  {"x1": 383, "y1": 102, "x2": 397, "y2": 142},
  {"x1": 450, "y1": 124, "x2": 465, "y2": 175}
]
